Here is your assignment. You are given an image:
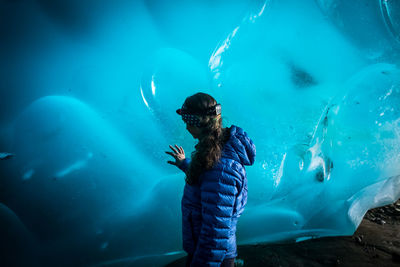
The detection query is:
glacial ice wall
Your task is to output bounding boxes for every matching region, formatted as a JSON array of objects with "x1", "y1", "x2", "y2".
[{"x1": 0, "y1": 0, "x2": 399, "y2": 266}]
